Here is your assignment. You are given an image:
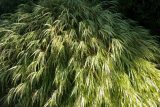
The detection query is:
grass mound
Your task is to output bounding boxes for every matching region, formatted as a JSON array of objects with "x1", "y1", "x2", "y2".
[{"x1": 0, "y1": 0, "x2": 160, "y2": 106}]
